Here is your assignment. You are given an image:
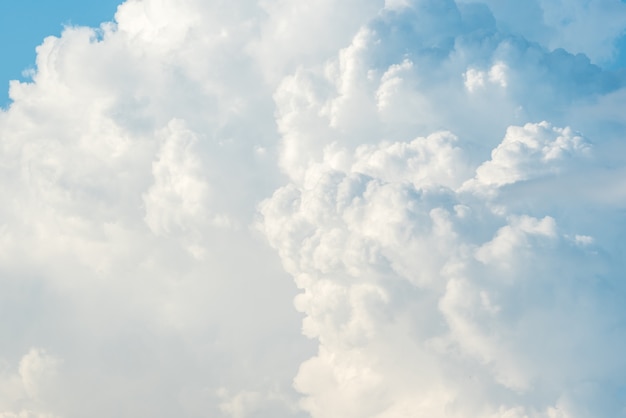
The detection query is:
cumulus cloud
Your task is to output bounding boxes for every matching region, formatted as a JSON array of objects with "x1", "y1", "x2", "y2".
[
  {"x1": 260, "y1": 119, "x2": 626, "y2": 415},
  {"x1": 1, "y1": 0, "x2": 626, "y2": 417},
  {"x1": 464, "y1": 121, "x2": 590, "y2": 191},
  {"x1": 461, "y1": 0, "x2": 626, "y2": 65},
  {"x1": 261, "y1": 1, "x2": 626, "y2": 416},
  {"x1": 1, "y1": 1, "x2": 311, "y2": 417}
]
